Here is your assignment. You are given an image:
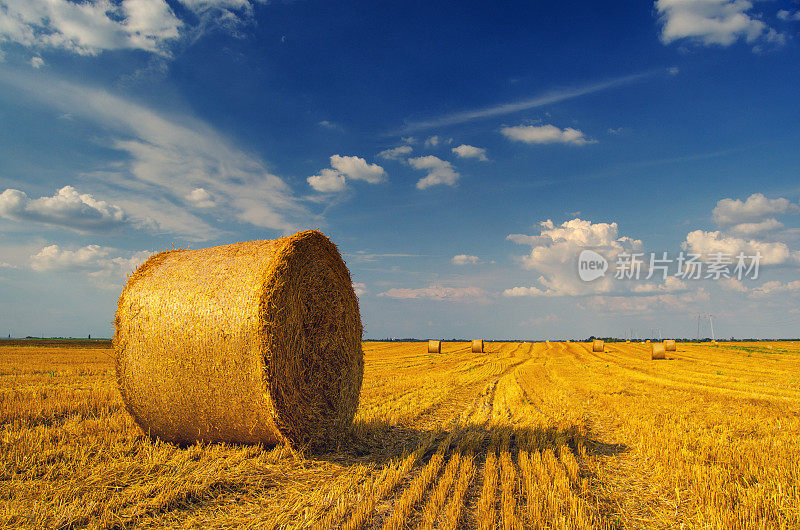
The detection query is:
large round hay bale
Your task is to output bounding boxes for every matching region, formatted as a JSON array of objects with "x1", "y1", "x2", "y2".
[
  {"x1": 651, "y1": 342, "x2": 666, "y2": 360},
  {"x1": 592, "y1": 339, "x2": 604, "y2": 352},
  {"x1": 664, "y1": 339, "x2": 676, "y2": 352},
  {"x1": 428, "y1": 340, "x2": 442, "y2": 353},
  {"x1": 471, "y1": 340, "x2": 484, "y2": 353},
  {"x1": 114, "y1": 230, "x2": 363, "y2": 447}
]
